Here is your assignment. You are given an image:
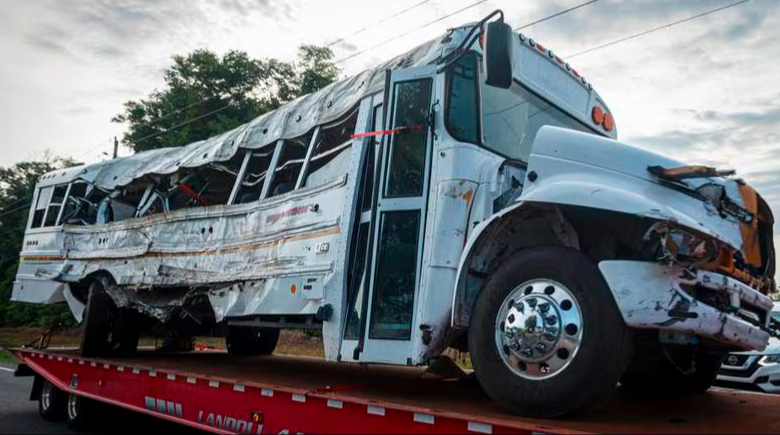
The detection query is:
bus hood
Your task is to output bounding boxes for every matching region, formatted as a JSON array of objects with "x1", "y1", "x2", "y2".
[{"x1": 520, "y1": 126, "x2": 775, "y2": 280}]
